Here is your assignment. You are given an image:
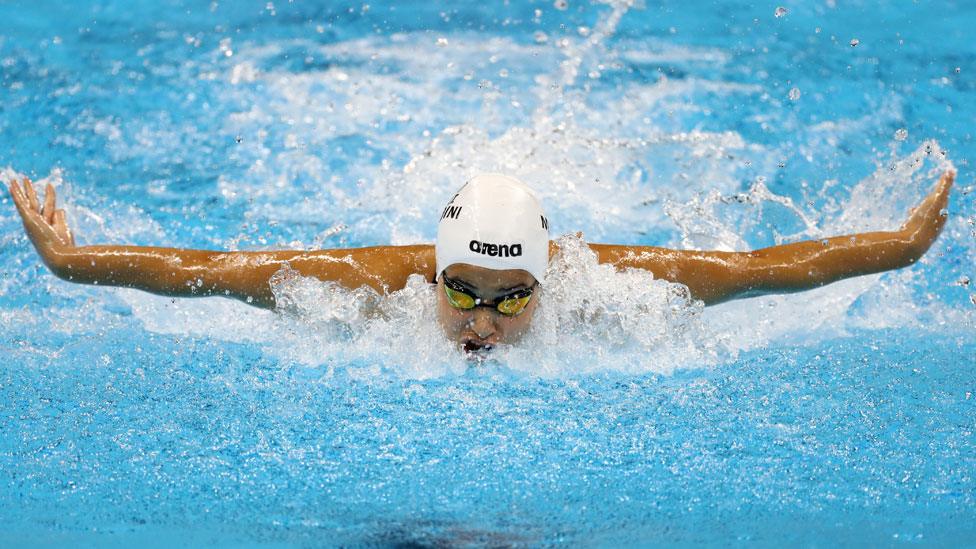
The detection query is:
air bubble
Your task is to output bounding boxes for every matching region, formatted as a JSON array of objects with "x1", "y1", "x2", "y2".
[
  {"x1": 774, "y1": 7, "x2": 787, "y2": 17},
  {"x1": 436, "y1": 37, "x2": 449, "y2": 47},
  {"x1": 788, "y1": 87, "x2": 801, "y2": 101},
  {"x1": 850, "y1": 38, "x2": 859, "y2": 47},
  {"x1": 534, "y1": 31, "x2": 549, "y2": 44},
  {"x1": 553, "y1": 0, "x2": 568, "y2": 10},
  {"x1": 894, "y1": 128, "x2": 908, "y2": 141}
]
